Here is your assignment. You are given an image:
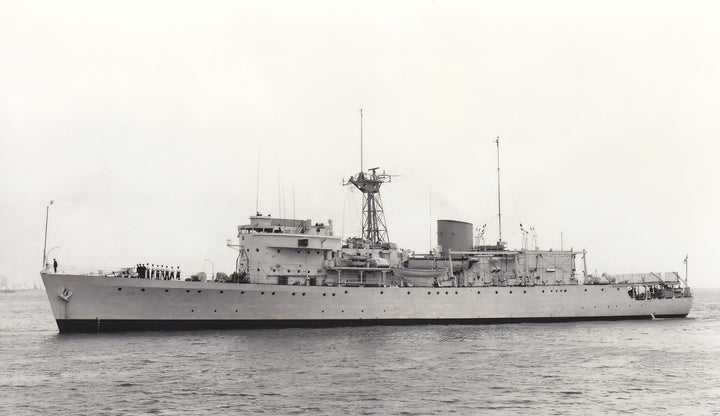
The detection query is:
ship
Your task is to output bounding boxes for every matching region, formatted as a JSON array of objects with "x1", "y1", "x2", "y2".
[{"x1": 40, "y1": 140, "x2": 693, "y2": 333}]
